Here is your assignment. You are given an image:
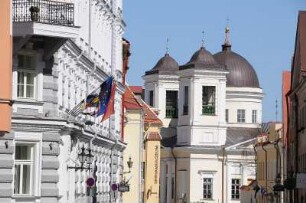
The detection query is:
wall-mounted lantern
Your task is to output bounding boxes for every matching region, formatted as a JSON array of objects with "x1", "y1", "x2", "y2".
[{"x1": 68, "y1": 146, "x2": 94, "y2": 171}]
